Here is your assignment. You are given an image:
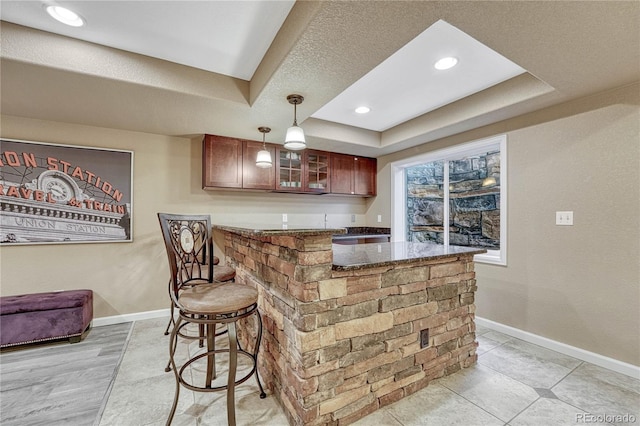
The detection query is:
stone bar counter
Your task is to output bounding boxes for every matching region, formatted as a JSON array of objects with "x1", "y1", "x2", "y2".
[{"x1": 213, "y1": 224, "x2": 485, "y2": 426}]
